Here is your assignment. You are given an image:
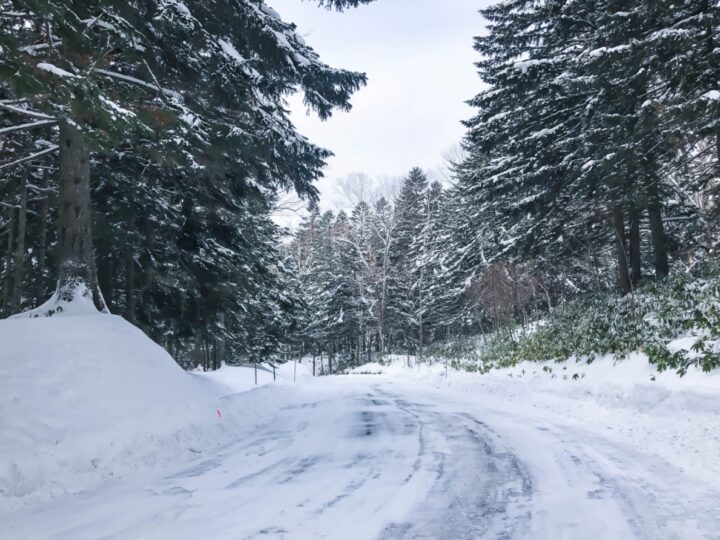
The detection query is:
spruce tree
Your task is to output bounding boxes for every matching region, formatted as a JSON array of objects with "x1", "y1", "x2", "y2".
[{"x1": 0, "y1": 0, "x2": 367, "y2": 313}]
